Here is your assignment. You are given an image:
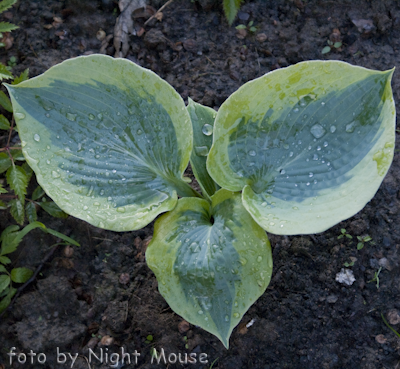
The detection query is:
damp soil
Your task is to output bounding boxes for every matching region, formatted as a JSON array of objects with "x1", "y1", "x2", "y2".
[{"x1": 1, "y1": 0, "x2": 400, "y2": 368}]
